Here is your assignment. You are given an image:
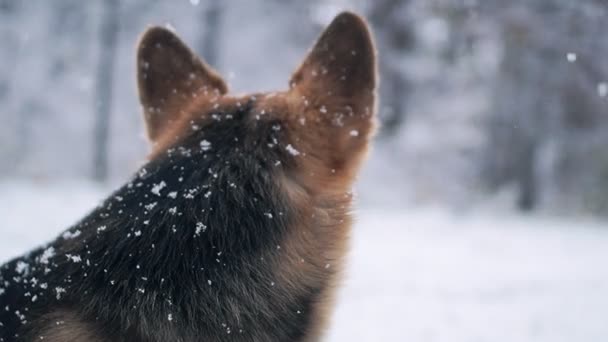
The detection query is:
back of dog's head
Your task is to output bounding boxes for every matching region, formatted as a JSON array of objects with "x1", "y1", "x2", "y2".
[{"x1": 136, "y1": 12, "x2": 377, "y2": 196}]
